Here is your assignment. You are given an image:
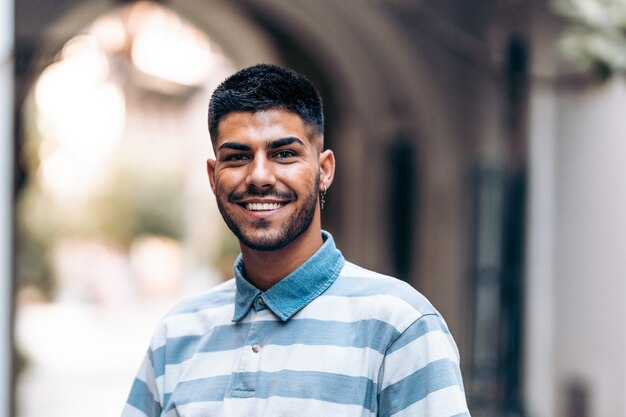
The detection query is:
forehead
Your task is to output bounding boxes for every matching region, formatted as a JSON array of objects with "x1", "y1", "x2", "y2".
[{"x1": 215, "y1": 109, "x2": 312, "y2": 147}]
